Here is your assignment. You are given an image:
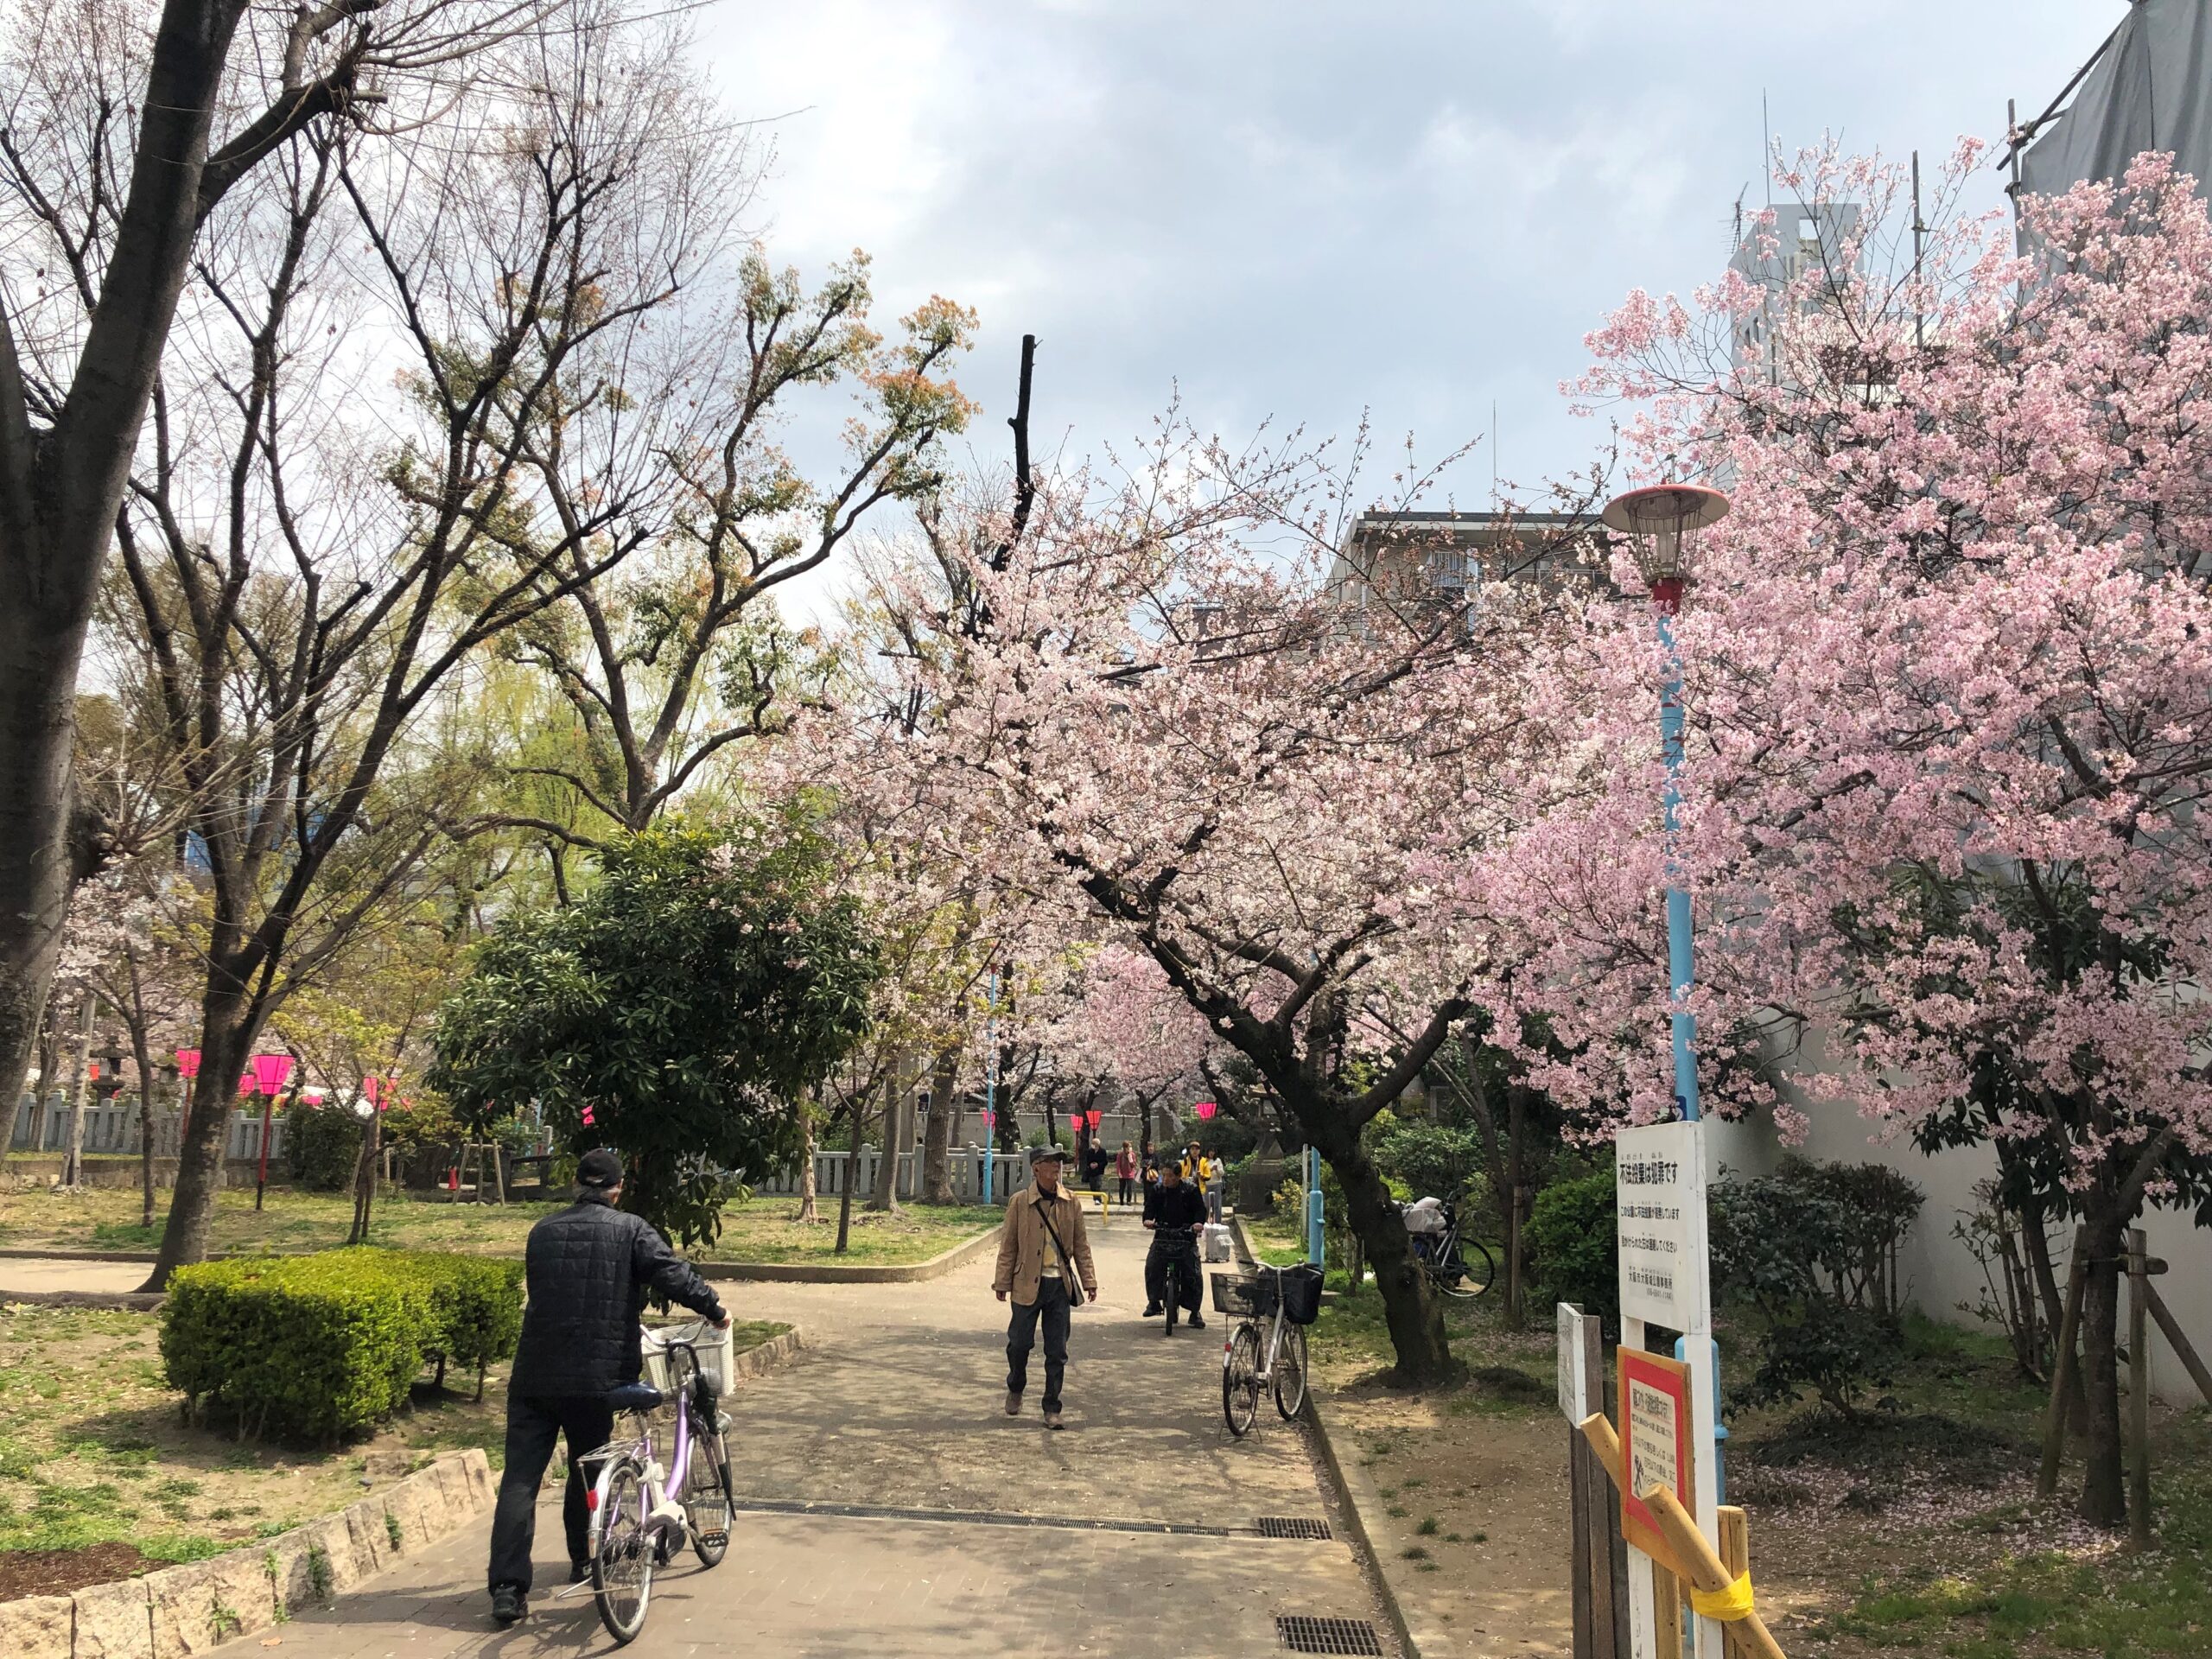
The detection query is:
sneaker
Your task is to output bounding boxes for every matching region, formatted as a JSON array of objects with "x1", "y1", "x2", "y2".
[
  {"x1": 568, "y1": 1560, "x2": 590, "y2": 1586},
  {"x1": 1142, "y1": 1303, "x2": 1163, "y2": 1317},
  {"x1": 1044, "y1": 1409, "x2": 1065, "y2": 1430},
  {"x1": 1004, "y1": 1389, "x2": 1021, "y2": 1416},
  {"x1": 1188, "y1": 1314, "x2": 1206, "y2": 1331},
  {"x1": 490, "y1": 1584, "x2": 526, "y2": 1625}
]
